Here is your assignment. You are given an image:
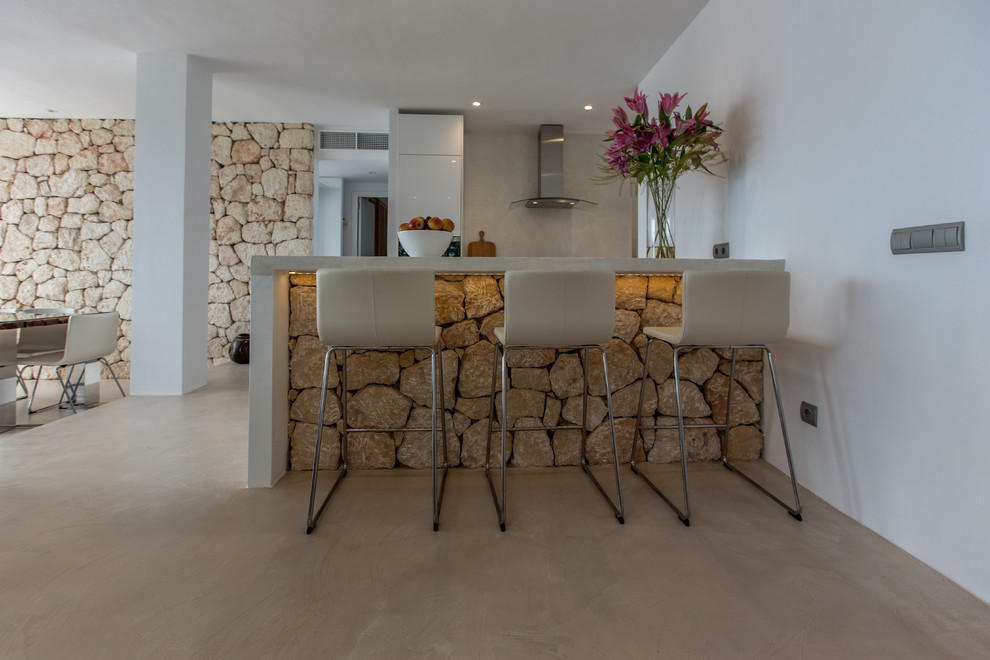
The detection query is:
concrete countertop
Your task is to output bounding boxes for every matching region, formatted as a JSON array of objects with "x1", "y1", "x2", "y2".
[{"x1": 251, "y1": 255, "x2": 786, "y2": 277}]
